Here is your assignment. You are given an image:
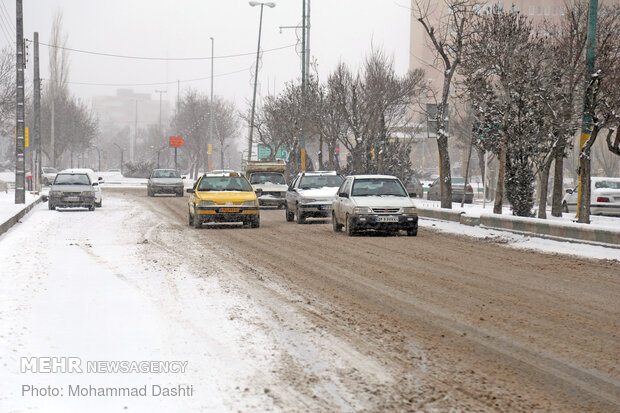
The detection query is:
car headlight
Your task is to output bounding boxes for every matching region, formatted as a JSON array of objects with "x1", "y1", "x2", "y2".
[
  {"x1": 199, "y1": 200, "x2": 215, "y2": 206},
  {"x1": 49, "y1": 190, "x2": 61, "y2": 196},
  {"x1": 81, "y1": 191, "x2": 94, "y2": 196},
  {"x1": 243, "y1": 200, "x2": 258, "y2": 206},
  {"x1": 402, "y1": 207, "x2": 417, "y2": 214},
  {"x1": 353, "y1": 207, "x2": 372, "y2": 214},
  {"x1": 301, "y1": 198, "x2": 317, "y2": 204}
]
